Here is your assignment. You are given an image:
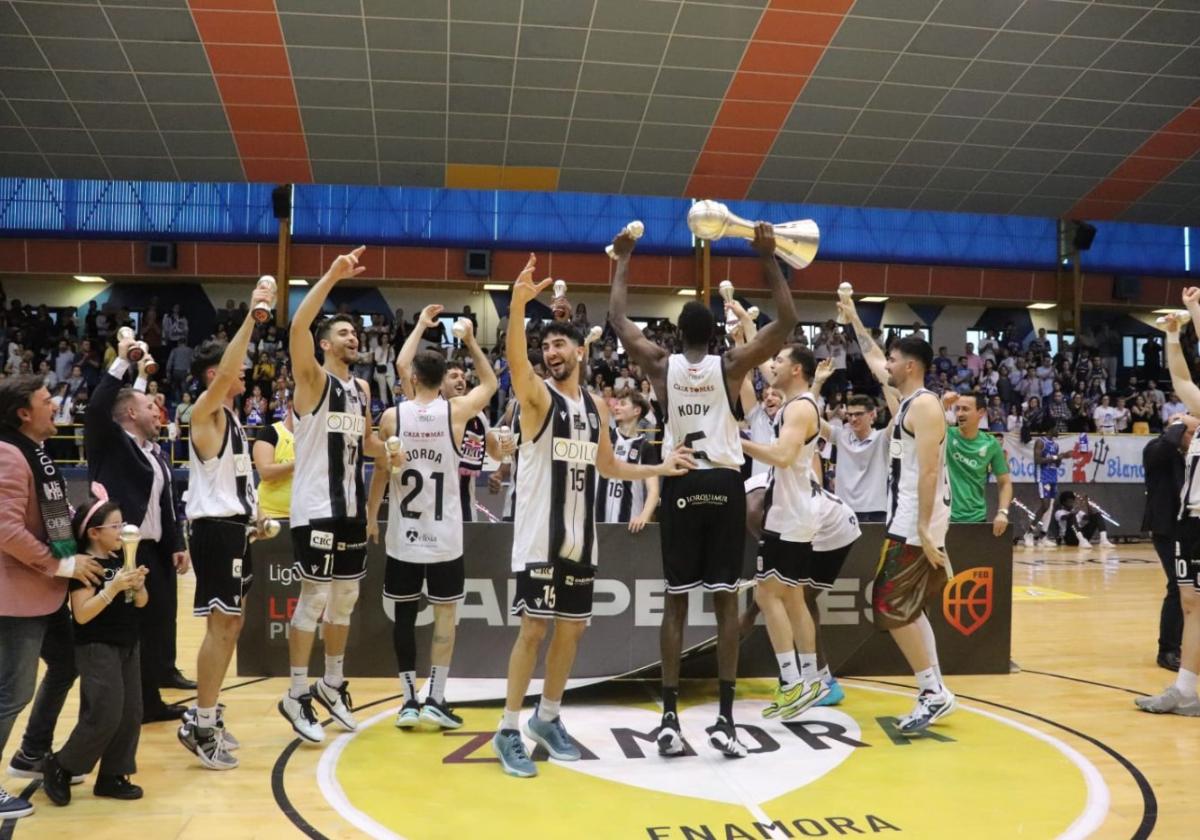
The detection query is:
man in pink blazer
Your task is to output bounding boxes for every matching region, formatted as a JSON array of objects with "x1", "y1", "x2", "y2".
[{"x1": 0, "y1": 376, "x2": 103, "y2": 820}]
